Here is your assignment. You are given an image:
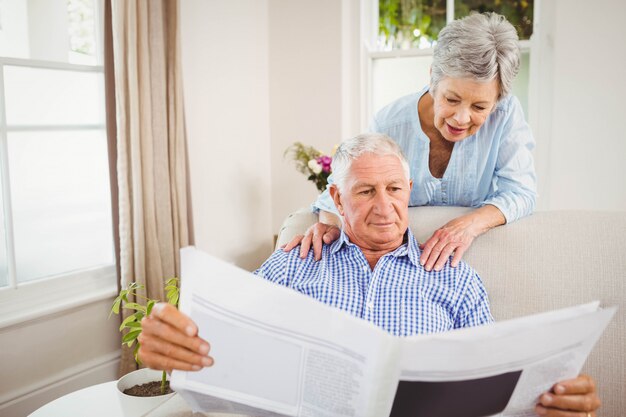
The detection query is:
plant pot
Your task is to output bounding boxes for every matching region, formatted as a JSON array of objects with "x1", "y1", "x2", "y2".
[{"x1": 116, "y1": 368, "x2": 175, "y2": 417}]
